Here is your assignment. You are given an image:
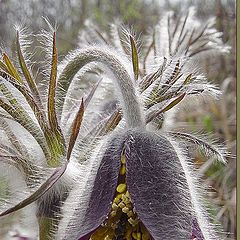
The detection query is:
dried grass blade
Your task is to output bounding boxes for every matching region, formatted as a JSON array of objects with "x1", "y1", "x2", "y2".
[
  {"x1": 167, "y1": 14, "x2": 172, "y2": 55},
  {"x1": 177, "y1": 11, "x2": 189, "y2": 48},
  {"x1": 0, "y1": 118, "x2": 29, "y2": 157},
  {"x1": 94, "y1": 28, "x2": 108, "y2": 44},
  {"x1": 143, "y1": 39, "x2": 154, "y2": 73},
  {"x1": 189, "y1": 23, "x2": 209, "y2": 46}
]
